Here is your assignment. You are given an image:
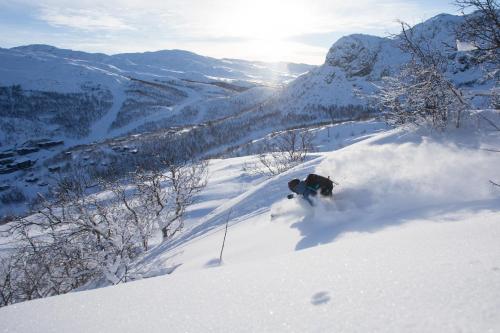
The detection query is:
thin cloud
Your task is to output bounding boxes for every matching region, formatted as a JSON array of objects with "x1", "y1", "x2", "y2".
[{"x1": 38, "y1": 7, "x2": 135, "y2": 31}]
